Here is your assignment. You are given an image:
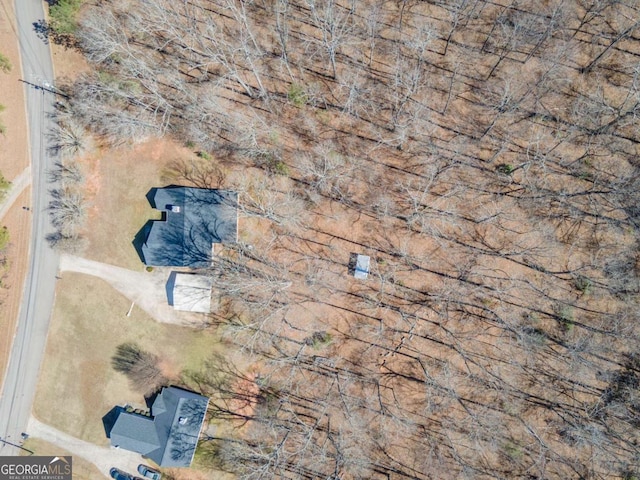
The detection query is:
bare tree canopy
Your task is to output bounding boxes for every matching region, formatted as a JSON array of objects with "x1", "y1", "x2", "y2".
[
  {"x1": 112, "y1": 342, "x2": 167, "y2": 396},
  {"x1": 61, "y1": 0, "x2": 640, "y2": 478}
]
